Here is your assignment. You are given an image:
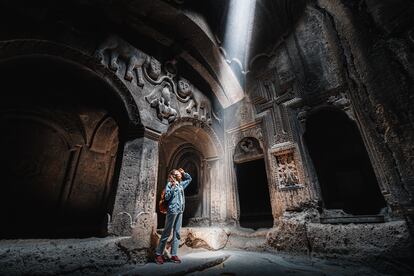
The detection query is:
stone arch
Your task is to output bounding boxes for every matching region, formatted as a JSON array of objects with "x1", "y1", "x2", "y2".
[
  {"x1": 314, "y1": 0, "x2": 414, "y2": 215},
  {"x1": 304, "y1": 108, "x2": 387, "y2": 215},
  {"x1": 0, "y1": 43, "x2": 142, "y2": 238},
  {"x1": 163, "y1": 117, "x2": 224, "y2": 157},
  {"x1": 157, "y1": 117, "x2": 224, "y2": 227},
  {"x1": 0, "y1": 109, "x2": 86, "y2": 148},
  {"x1": 167, "y1": 144, "x2": 204, "y2": 225},
  {"x1": 233, "y1": 137, "x2": 264, "y2": 163},
  {"x1": 0, "y1": 39, "x2": 141, "y2": 127},
  {"x1": 168, "y1": 144, "x2": 203, "y2": 198}
]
